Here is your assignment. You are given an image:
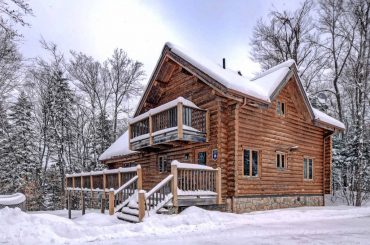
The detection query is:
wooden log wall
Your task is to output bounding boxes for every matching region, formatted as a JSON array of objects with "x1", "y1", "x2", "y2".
[{"x1": 234, "y1": 78, "x2": 326, "y2": 196}]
